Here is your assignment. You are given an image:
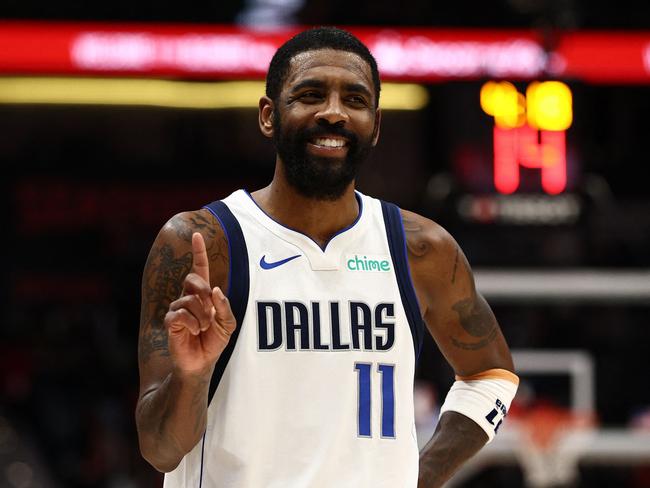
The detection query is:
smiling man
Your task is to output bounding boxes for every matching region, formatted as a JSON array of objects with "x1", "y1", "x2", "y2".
[{"x1": 136, "y1": 27, "x2": 518, "y2": 488}]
